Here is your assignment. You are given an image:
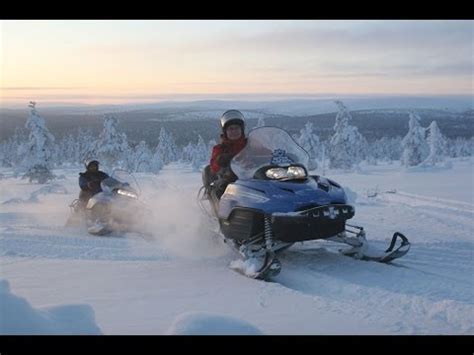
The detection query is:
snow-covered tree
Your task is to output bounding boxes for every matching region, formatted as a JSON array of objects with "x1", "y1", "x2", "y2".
[
  {"x1": 19, "y1": 102, "x2": 57, "y2": 183},
  {"x1": 401, "y1": 112, "x2": 428, "y2": 167},
  {"x1": 0, "y1": 128, "x2": 27, "y2": 168},
  {"x1": 181, "y1": 142, "x2": 195, "y2": 163},
  {"x1": 127, "y1": 141, "x2": 154, "y2": 172},
  {"x1": 191, "y1": 135, "x2": 209, "y2": 171},
  {"x1": 56, "y1": 133, "x2": 78, "y2": 167},
  {"x1": 155, "y1": 127, "x2": 178, "y2": 165},
  {"x1": 320, "y1": 144, "x2": 327, "y2": 175},
  {"x1": 328, "y1": 101, "x2": 367, "y2": 170},
  {"x1": 370, "y1": 136, "x2": 403, "y2": 163},
  {"x1": 76, "y1": 128, "x2": 97, "y2": 164},
  {"x1": 0, "y1": 142, "x2": 9, "y2": 168},
  {"x1": 150, "y1": 149, "x2": 164, "y2": 174},
  {"x1": 447, "y1": 137, "x2": 473, "y2": 157},
  {"x1": 420, "y1": 120, "x2": 448, "y2": 166},
  {"x1": 94, "y1": 115, "x2": 129, "y2": 170},
  {"x1": 297, "y1": 121, "x2": 320, "y2": 170}
]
